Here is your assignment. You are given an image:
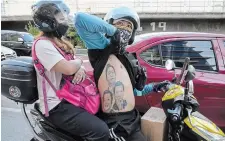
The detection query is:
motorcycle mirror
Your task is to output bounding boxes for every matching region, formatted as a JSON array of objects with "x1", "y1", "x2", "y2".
[
  {"x1": 165, "y1": 59, "x2": 176, "y2": 71},
  {"x1": 185, "y1": 65, "x2": 196, "y2": 82}
]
